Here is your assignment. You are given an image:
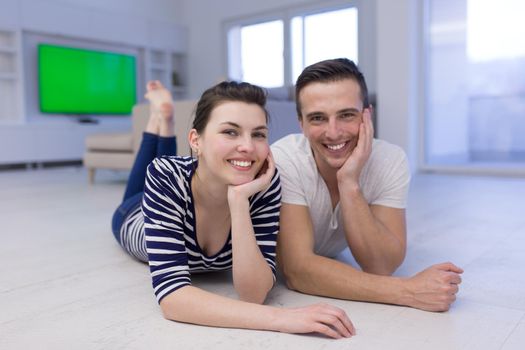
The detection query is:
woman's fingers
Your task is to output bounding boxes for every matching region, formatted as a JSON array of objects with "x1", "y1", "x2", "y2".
[
  {"x1": 300, "y1": 303, "x2": 354, "y2": 338},
  {"x1": 317, "y1": 314, "x2": 351, "y2": 338},
  {"x1": 324, "y1": 304, "x2": 356, "y2": 335},
  {"x1": 313, "y1": 323, "x2": 342, "y2": 339},
  {"x1": 261, "y1": 153, "x2": 276, "y2": 180}
]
